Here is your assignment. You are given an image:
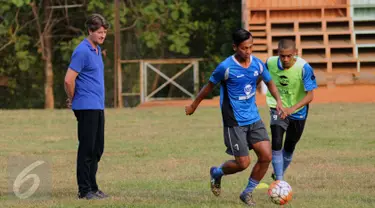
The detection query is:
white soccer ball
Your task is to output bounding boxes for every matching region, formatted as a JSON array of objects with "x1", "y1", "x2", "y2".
[{"x1": 267, "y1": 180, "x2": 293, "y2": 205}]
